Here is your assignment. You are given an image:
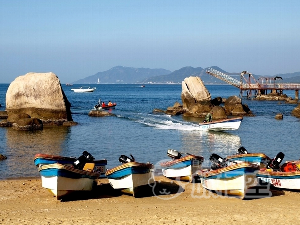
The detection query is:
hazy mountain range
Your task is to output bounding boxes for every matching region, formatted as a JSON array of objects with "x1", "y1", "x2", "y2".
[{"x1": 73, "y1": 66, "x2": 300, "y2": 84}]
